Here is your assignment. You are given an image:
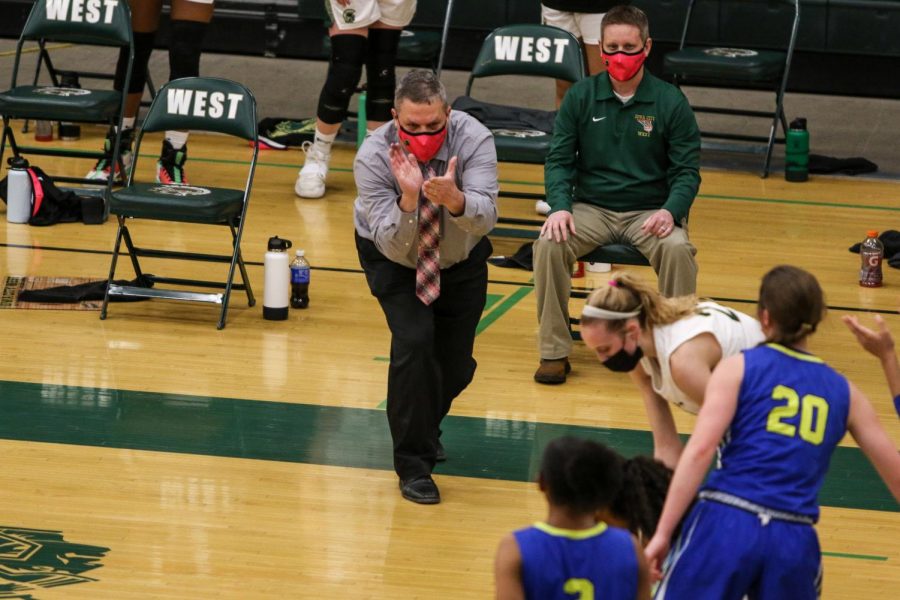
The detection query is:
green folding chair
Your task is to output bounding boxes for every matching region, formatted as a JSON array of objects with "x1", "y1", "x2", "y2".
[
  {"x1": 0, "y1": 0, "x2": 134, "y2": 198},
  {"x1": 454, "y1": 25, "x2": 584, "y2": 173},
  {"x1": 664, "y1": 0, "x2": 801, "y2": 178},
  {"x1": 452, "y1": 24, "x2": 585, "y2": 227},
  {"x1": 100, "y1": 77, "x2": 258, "y2": 330}
]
